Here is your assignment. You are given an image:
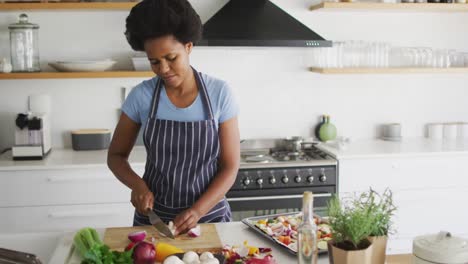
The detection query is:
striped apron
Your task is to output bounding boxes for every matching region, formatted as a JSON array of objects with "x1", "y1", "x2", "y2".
[{"x1": 133, "y1": 68, "x2": 231, "y2": 226}]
